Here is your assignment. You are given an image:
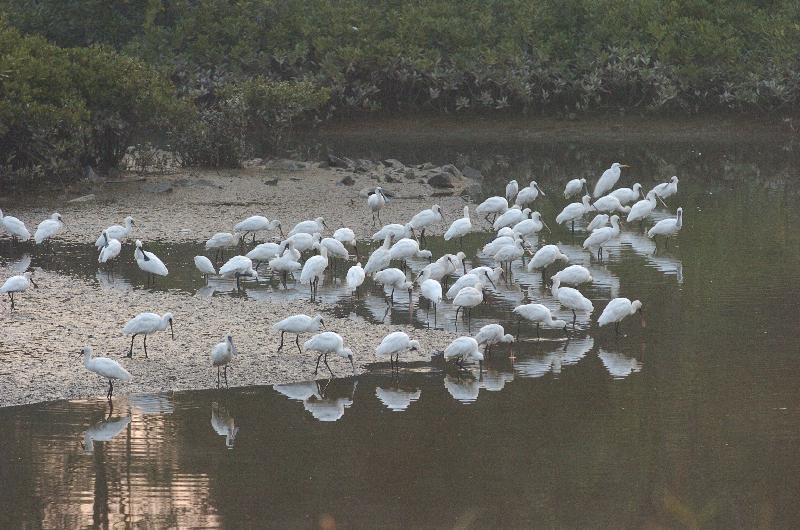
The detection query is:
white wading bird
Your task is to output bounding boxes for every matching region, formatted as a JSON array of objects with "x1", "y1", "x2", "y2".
[
  {"x1": 273, "y1": 314, "x2": 325, "y2": 352},
  {"x1": 98, "y1": 232, "x2": 121, "y2": 266},
  {"x1": 194, "y1": 255, "x2": 216, "y2": 280},
  {"x1": 0, "y1": 209, "x2": 30, "y2": 241},
  {"x1": 556, "y1": 195, "x2": 593, "y2": 233},
  {"x1": 205, "y1": 232, "x2": 240, "y2": 261},
  {"x1": 389, "y1": 238, "x2": 432, "y2": 270},
  {"x1": 586, "y1": 213, "x2": 610, "y2": 232},
  {"x1": 134, "y1": 240, "x2": 168, "y2": 285},
  {"x1": 444, "y1": 206, "x2": 472, "y2": 248},
  {"x1": 420, "y1": 278, "x2": 442, "y2": 324},
  {"x1": 650, "y1": 176, "x2": 679, "y2": 206},
  {"x1": 446, "y1": 268, "x2": 498, "y2": 299},
  {"x1": 527, "y1": 244, "x2": 569, "y2": 280},
  {"x1": 289, "y1": 217, "x2": 327, "y2": 236},
  {"x1": 452, "y1": 283, "x2": 484, "y2": 330},
  {"x1": 372, "y1": 223, "x2": 411, "y2": 242},
  {"x1": 481, "y1": 232, "x2": 523, "y2": 257},
  {"x1": 593, "y1": 162, "x2": 629, "y2": 198},
  {"x1": 592, "y1": 194, "x2": 631, "y2": 214},
  {"x1": 563, "y1": 178, "x2": 588, "y2": 199},
  {"x1": 493, "y1": 207, "x2": 531, "y2": 231},
  {"x1": 506, "y1": 179, "x2": 519, "y2": 203},
  {"x1": 648, "y1": 207, "x2": 683, "y2": 248},
  {"x1": 234, "y1": 216, "x2": 282, "y2": 242},
  {"x1": 443, "y1": 336, "x2": 483, "y2": 369},
  {"x1": 627, "y1": 190, "x2": 658, "y2": 226},
  {"x1": 408, "y1": 204, "x2": 444, "y2": 243},
  {"x1": 515, "y1": 181, "x2": 545, "y2": 207},
  {"x1": 81, "y1": 346, "x2": 131, "y2": 399},
  {"x1": 34, "y1": 213, "x2": 63, "y2": 244},
  {"x1": 476, "y1": 196, "x2": 509, "y2": 223},
  {"x1": 552, "y1": 265, "x2": 592, "y2": 286},
  {"x1": 512, "y1": 211, "x2": 550, "y2": 239},
  {"x1": 269, "y1": 248, "x2": 302, "y2": 287},
  {"x1": 346, "y1": 262, "x2": 365, "y2": 295},
  {"x1": 211, "y1": 335, "x2": 237, "y2": 385},
  {"x1": 95, "y1": 216, "x2": 134, "y2": 248},
  {"x1": 598, "y1": 298, "x2": 643, "y2": 335},
  {"x1": 368, "y1": 187, "x2": 388, "y2": 225},
  {"x1": 364, "y1": 233, "x2": 395, "y2": 275},
  {"x1": 375, "y1": 331, "x2": 420, "y2": 369},
  {"x1": 374, "y1": 267, "x2": 413, "y2": 305},
  {"x1": 284, "y1": 232, "x2": 321, "y2": 253},
  {"x1": 609, "y1": 183, "x2": 644, "y2": 205},
  {"x1": 219, "y1": 255, "x2": 259, "y2": 289},
  {"x1": 300, "y1": 245, "x2": 329, "y2": 300},
  {"x1": 582, "y1": 215, "x2": 621, "y2": 260},
  {"x1": 1, "y1": 271, "x2": 37, "y2": 310},
  {"x1": 333, "y1": 227, "x2": 359, "y2": 260},
  {"x1": 551, "y1": 278, "x2": 593, "y2": 326},
  {"x1": 123, "y1": 312, "x2": 174, "y2": 358},
  {"x1": 246, "y1": 242, "x2": 282, "y2": 267},
  {"x1": 512, "y1": 303, "x2": 568, "y2": 339},
  {"x1": 475, "y1": 324, "x2": 514, "y2": 357},
  {"x1": 304, "y1": 332, "x2": 355, "y2": 376}
]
